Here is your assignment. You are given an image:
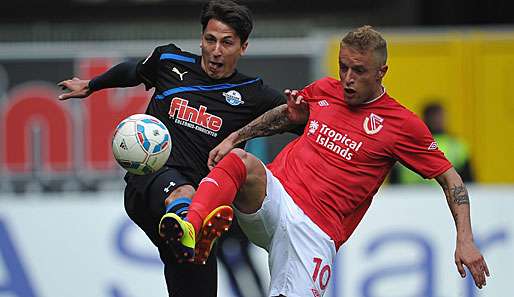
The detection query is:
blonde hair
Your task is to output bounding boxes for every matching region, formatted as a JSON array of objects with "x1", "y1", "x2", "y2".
[{"x1": 341, "y1": 25, "x2": 387, "y2": 66}]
